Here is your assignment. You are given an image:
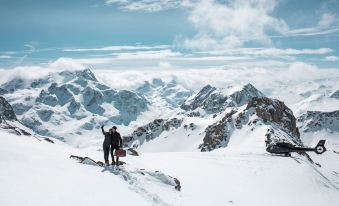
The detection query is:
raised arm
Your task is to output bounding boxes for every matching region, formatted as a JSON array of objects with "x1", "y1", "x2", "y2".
[{"x1": 101, "y1": 126, "x2": 105, "y2": 135}]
